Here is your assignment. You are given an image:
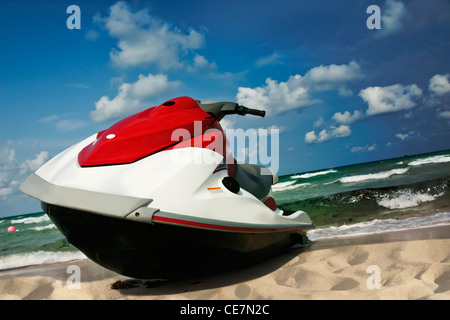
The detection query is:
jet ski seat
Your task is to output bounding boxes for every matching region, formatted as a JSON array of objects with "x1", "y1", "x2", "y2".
[{"x1": 232, "y1": 162, "x2": 276, "y2": 200}]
